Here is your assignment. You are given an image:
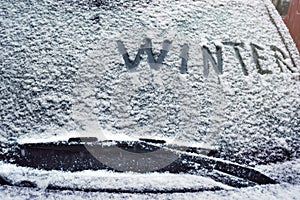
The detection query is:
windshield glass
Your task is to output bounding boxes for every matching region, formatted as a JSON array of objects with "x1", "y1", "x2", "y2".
[{"x1": 1, "y1": 0, "x2": 299, "y2": 168}]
